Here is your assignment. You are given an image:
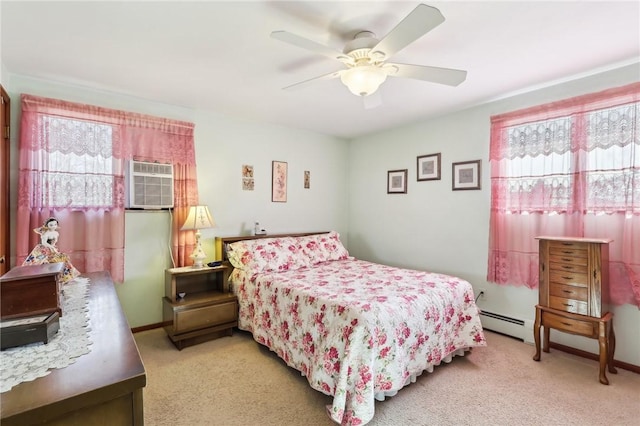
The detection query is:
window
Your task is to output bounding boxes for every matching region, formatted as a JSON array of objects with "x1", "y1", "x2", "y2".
[
  {"x1": 17, "y1": 94, "x2": 198, "y2": 282},
  {"x1": 499, "y1": 104, "x2": 639, "y2": 214},
  {"x1": 37, "y1": 116, "x2": 115, "y2": 208},
  {"x1": 488, "y1": 83, "x2": 640, "y2": 307}
]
